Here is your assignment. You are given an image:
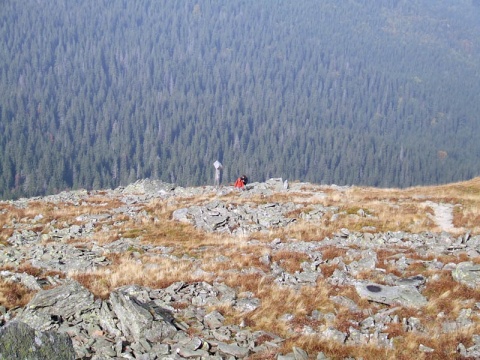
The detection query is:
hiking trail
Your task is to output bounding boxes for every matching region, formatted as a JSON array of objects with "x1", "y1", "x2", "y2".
[{"x1": 425, "y1": 201, "x2": 455, "y2": 233}]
